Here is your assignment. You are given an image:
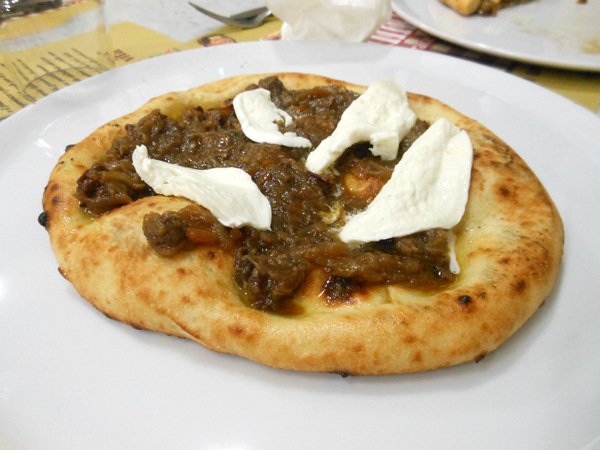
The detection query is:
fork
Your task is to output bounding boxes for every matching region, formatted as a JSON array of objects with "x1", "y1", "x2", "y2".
[{"x1": 188, "y1": 3, "x2": 272, "y2": 29}]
